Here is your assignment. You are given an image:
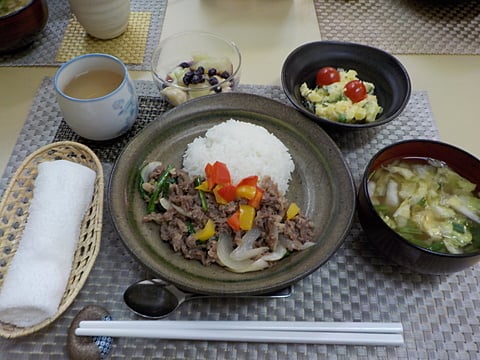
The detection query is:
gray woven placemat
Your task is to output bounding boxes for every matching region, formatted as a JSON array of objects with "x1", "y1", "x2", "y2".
[
  {"x1": 1, "y1": 79, "x2": 479, "y2": 359},
  {"x1": 314, "y1": 0, "x2": 480, "y2": 55},
  {"x1": 0, "y1": 0, "x2": 167, "y2": 70}
]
